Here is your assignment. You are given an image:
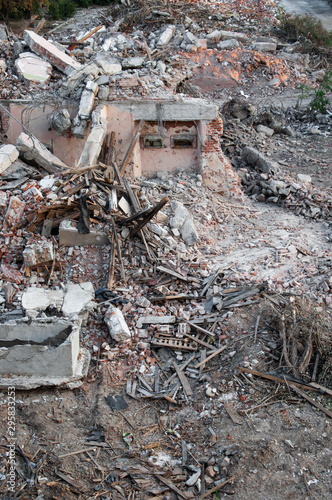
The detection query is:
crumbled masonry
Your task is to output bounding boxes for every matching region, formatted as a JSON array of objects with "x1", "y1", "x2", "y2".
[{"x1": 0, "y1": 1, "x2": 331, "y2": 498}]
